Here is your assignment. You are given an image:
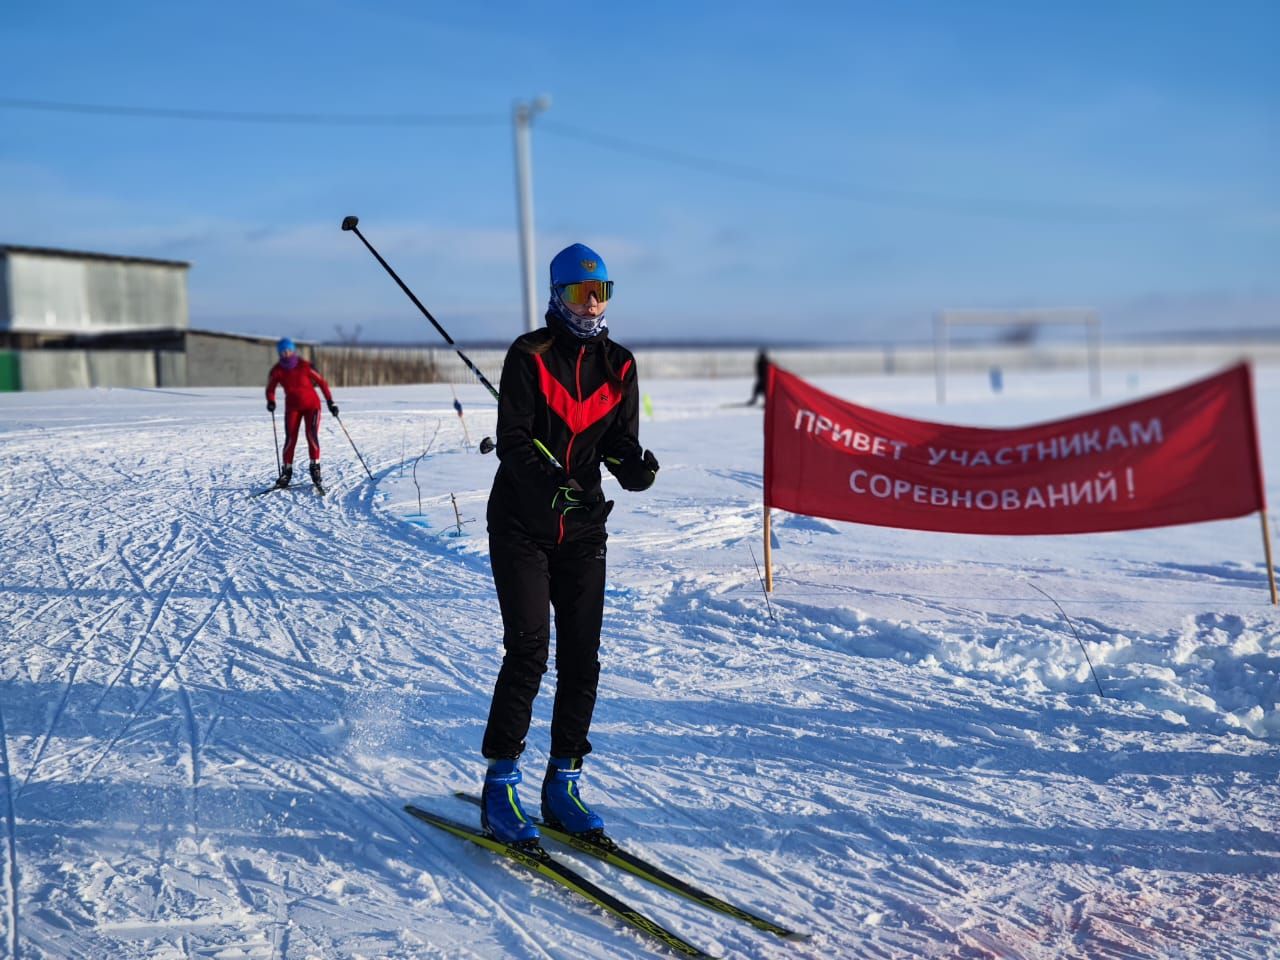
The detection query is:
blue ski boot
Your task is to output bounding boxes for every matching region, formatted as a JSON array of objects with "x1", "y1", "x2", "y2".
[
  {"x1": 480, "y1": 759, "x2": 540, "y2": 845},
  {"x1": 541, "y1": 757, "x2": 605, "y2": 835}
]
